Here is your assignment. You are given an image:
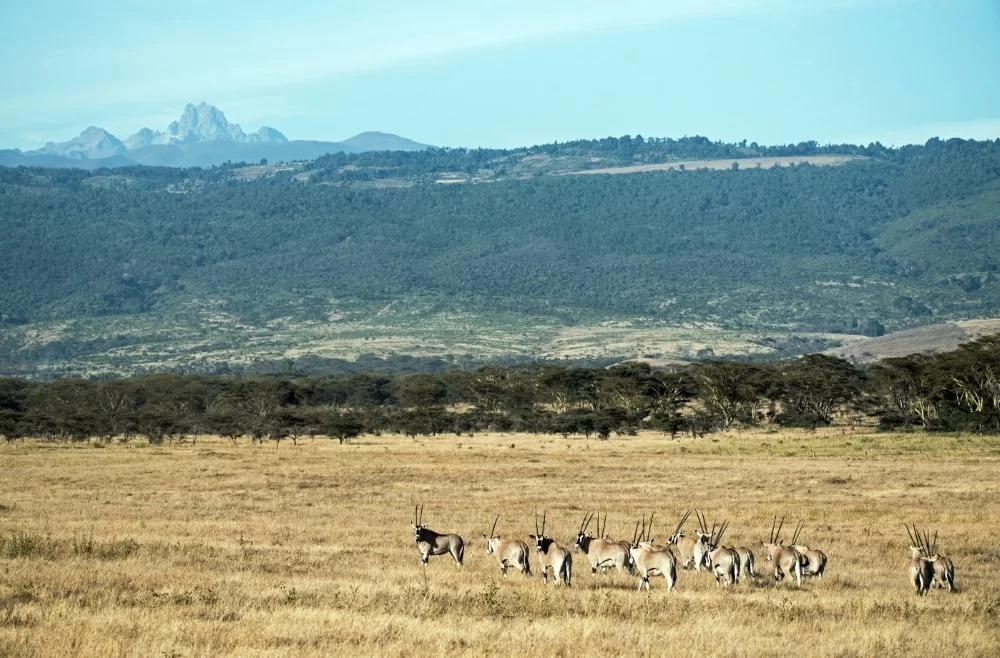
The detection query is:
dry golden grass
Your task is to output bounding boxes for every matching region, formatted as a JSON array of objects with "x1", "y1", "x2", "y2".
[{"x1": 2, "y1": 429, "x2": 1000, "y2": 657}]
